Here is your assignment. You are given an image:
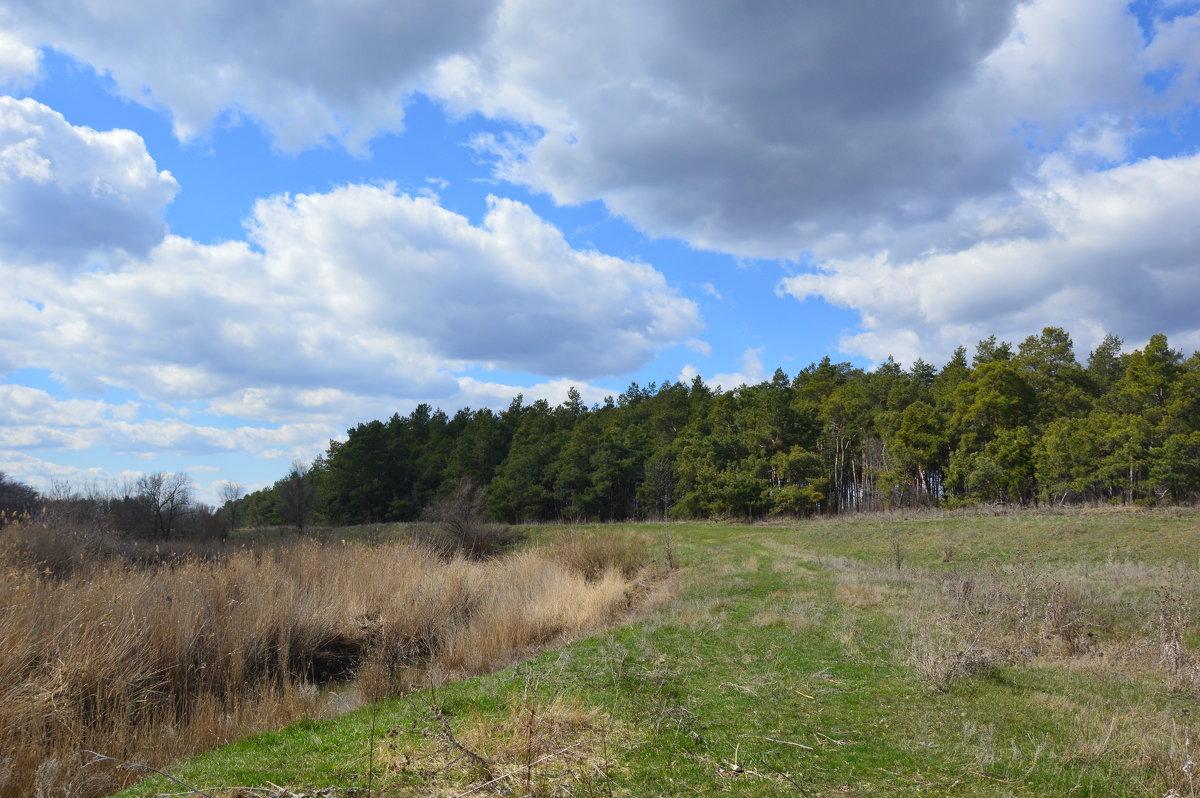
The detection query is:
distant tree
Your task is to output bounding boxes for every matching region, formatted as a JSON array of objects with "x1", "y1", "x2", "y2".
[
  {"x1": 136, "y1": 472, "x2": 193, "y2": 539},
  {"x1": 1013, "y1": 326, "x2": 1091, "y2": 424},
  {"x1": 934, "y1": 346, "x2": 971, "y2": 400},
  {"x1": 948, "y1": 362, "x2": 1035, "y2": 453},
  {"x1": 1149, "y1": 431, "x2": 1200, "y2": 503},
  {"x1": 1104, "y1": 333, "x2": 1183, "y2": 421},
  {"x1": 488, "y1": 400, "x2": 562, "y2": 522},
  {"x1": 280, "y1": 461, "x2": 318, "y2": 535},
  {"x1": 972, "y1": 335, "x2": 1013, "y2": 366},
  {"x1": 1035, "y1": 416, "x2": 1102, "y2": 505},
  {"x1": 888, "y1": 401, "x2": 950, "y2": 502},
  {"x1": 638, "y1": 448, "x2": 677, "y2": 519},
  {"x1": 1086, "y1": 333, "x2": 1125, "y2": 394},
  {"x1": 909, "y1": 358, "x2": 937, "y2": 388},
  {"x1": 0, "y1": 471, "x2": 39, "y2": 524},
  {"x1": 217, "y1": 481, "x2": 244, "y2": 543}
]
